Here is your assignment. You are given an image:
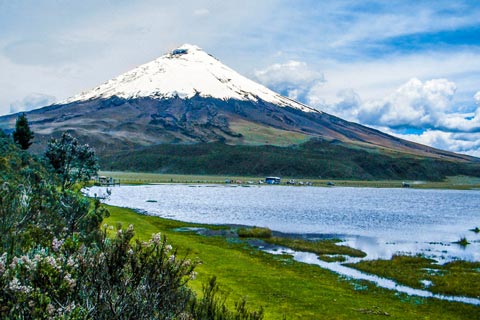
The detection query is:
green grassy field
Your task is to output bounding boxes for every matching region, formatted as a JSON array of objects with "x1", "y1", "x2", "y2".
[
  {"x1": 103, "y1": 205, "x2": 480, "y2": 319},
  {"x1": 99, "y1": 171, "x2": 480, "y2": 190}
]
